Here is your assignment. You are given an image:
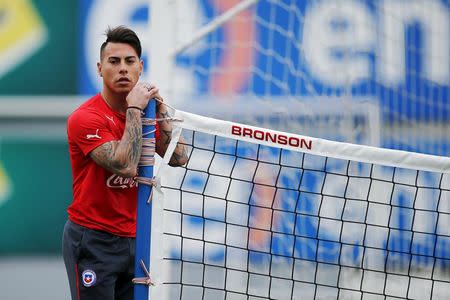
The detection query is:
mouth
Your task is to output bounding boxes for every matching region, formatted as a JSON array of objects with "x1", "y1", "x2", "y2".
[{"x1": 116, "y1": 77, "x2": 131, "y2": 84}]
